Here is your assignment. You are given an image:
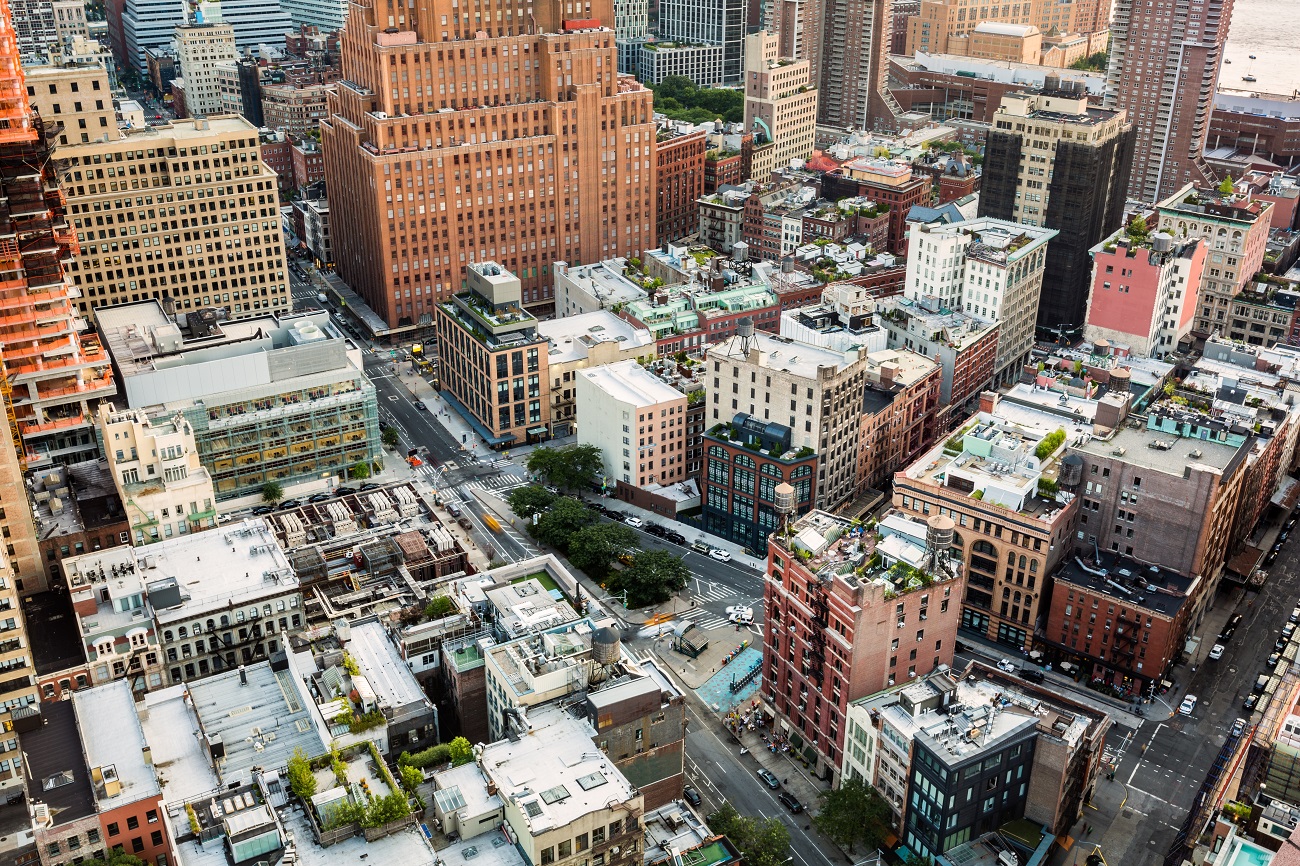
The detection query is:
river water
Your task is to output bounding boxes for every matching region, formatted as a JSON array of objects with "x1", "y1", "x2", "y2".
[{"x1": 1222, "y1": 0, "x2": 1300, "y2": 96}]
